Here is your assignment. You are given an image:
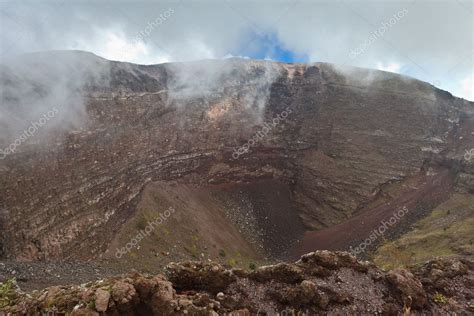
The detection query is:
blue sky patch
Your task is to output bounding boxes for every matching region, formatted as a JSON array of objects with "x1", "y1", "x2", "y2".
[{"x1": 232, "y1": 30, "x2": 309, "y2": 63}]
